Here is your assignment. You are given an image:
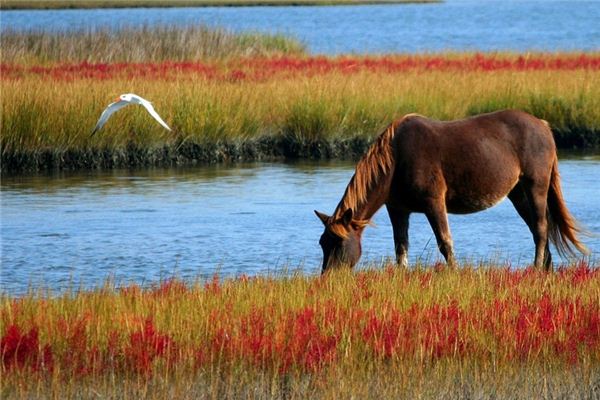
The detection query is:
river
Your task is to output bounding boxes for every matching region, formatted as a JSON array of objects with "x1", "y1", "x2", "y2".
[
  {"x1": 1, "y1": 0, "x2": 599, "y2": 54},
  {"x1": 1, "y1": 1, "x2": 599, "y2": 294},
  {"x1": 1, "y1": 157, "x2": 598, "y2": 295}
]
